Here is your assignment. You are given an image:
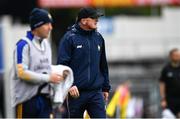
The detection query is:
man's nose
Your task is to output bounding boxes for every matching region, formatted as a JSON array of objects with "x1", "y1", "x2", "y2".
[{"x1": 48, "y1": 23, "x2": 53, "y2": 30}]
